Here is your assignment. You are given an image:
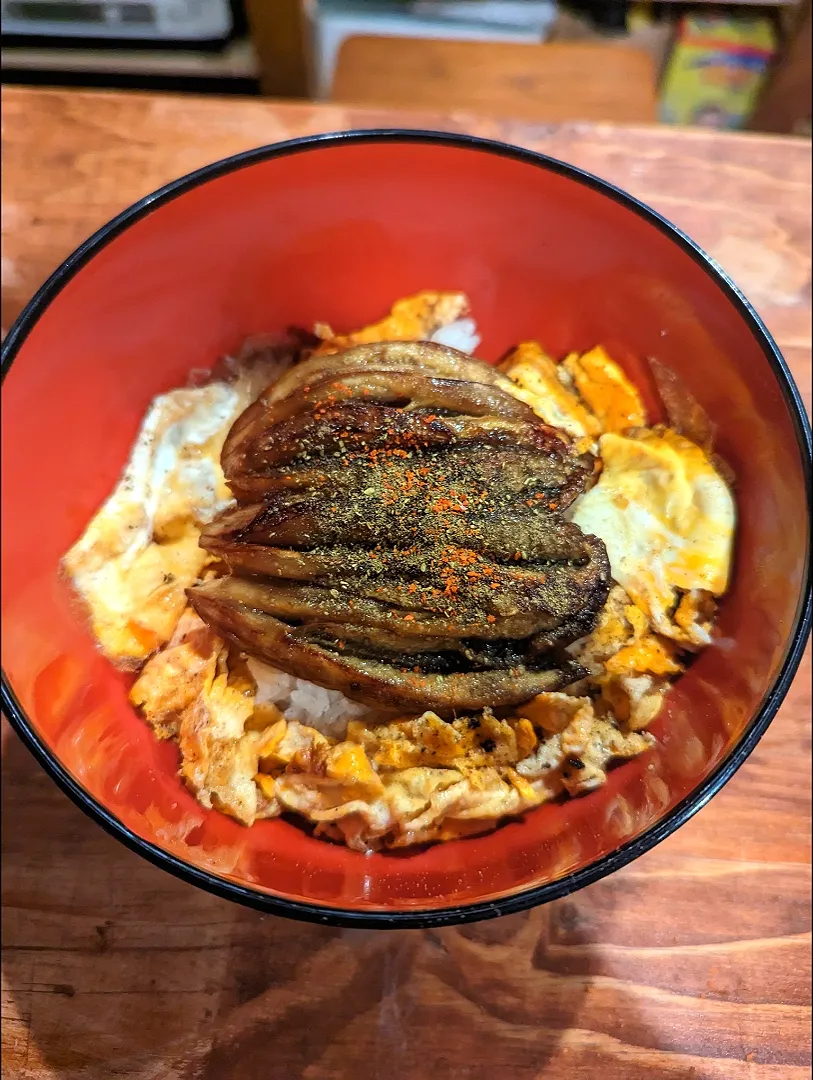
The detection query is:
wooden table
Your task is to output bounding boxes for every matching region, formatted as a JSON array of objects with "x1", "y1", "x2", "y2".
[{"x1": 1, "y1": 87, "x2": 810, "y2": 1080}]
